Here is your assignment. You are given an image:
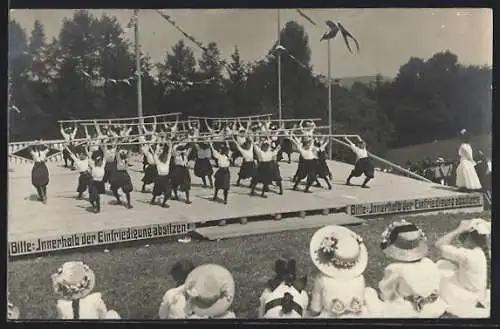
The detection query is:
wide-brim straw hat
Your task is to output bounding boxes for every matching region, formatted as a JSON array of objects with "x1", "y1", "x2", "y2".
[
  {"x1": 51, "y1": 261, "x2": 96, "y2": 300},
  {"x1": 184, "y1": 264, "x2": 235, "y2": 317},
  {"x1": 380, "y1": 220, "x2": 428, "y2": 262},
  {"x1": 309, "y1": 225, "x2": 368, "y2": 279}
]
